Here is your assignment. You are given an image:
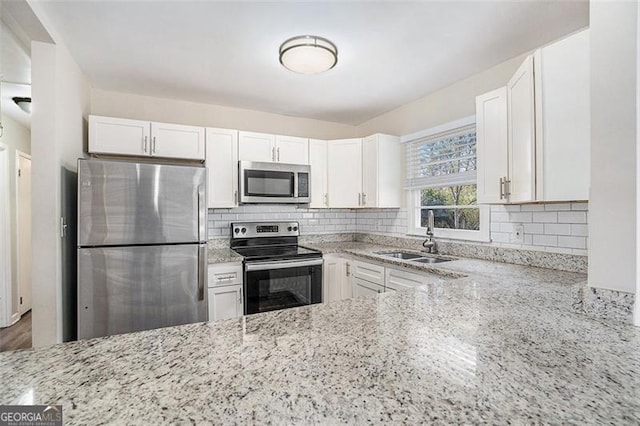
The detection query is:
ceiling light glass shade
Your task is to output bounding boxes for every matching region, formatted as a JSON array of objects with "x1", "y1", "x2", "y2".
[
  {"x1": 279, "y1": 36, "x2": 338, "y2": 74},
  {"x1": 12, "y1": 97, "x2": 31, "y2": 114}
]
